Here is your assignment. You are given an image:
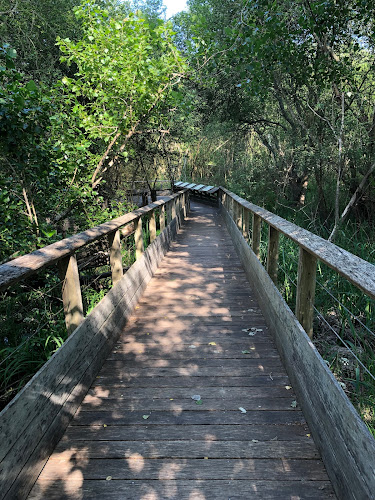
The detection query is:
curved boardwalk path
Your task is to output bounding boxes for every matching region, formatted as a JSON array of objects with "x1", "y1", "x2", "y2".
[{"x1": 28, "y1": 203, "x2": 335, "y2": 499}]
